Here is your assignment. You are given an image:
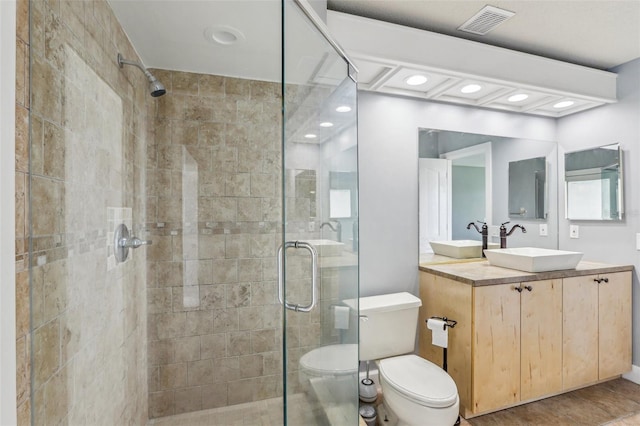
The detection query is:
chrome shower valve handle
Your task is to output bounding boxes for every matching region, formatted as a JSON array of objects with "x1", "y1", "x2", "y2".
[
  {"x1": 114, "y1": 223, "x2": 152, "y2": 263},
  {"x1": 120, "y1": 236, "x2": 152, "y2": 249}
]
